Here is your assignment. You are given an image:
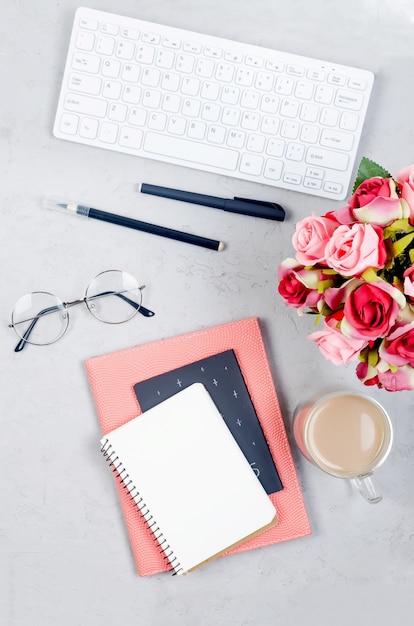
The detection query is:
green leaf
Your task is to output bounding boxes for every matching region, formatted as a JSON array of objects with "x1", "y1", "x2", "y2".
[
  {"x1": 353, "y1": 157, "x2": 392, "y2": 192},
  {"x1": 361, "y1": 268, "x2": 379, "y2": 282},
  {"x1": 368, "y1": 349, "x2": 379, "y2": 367},
  {"x1": 392, "y1": 231, "x2": 414, "y2": 257}
]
